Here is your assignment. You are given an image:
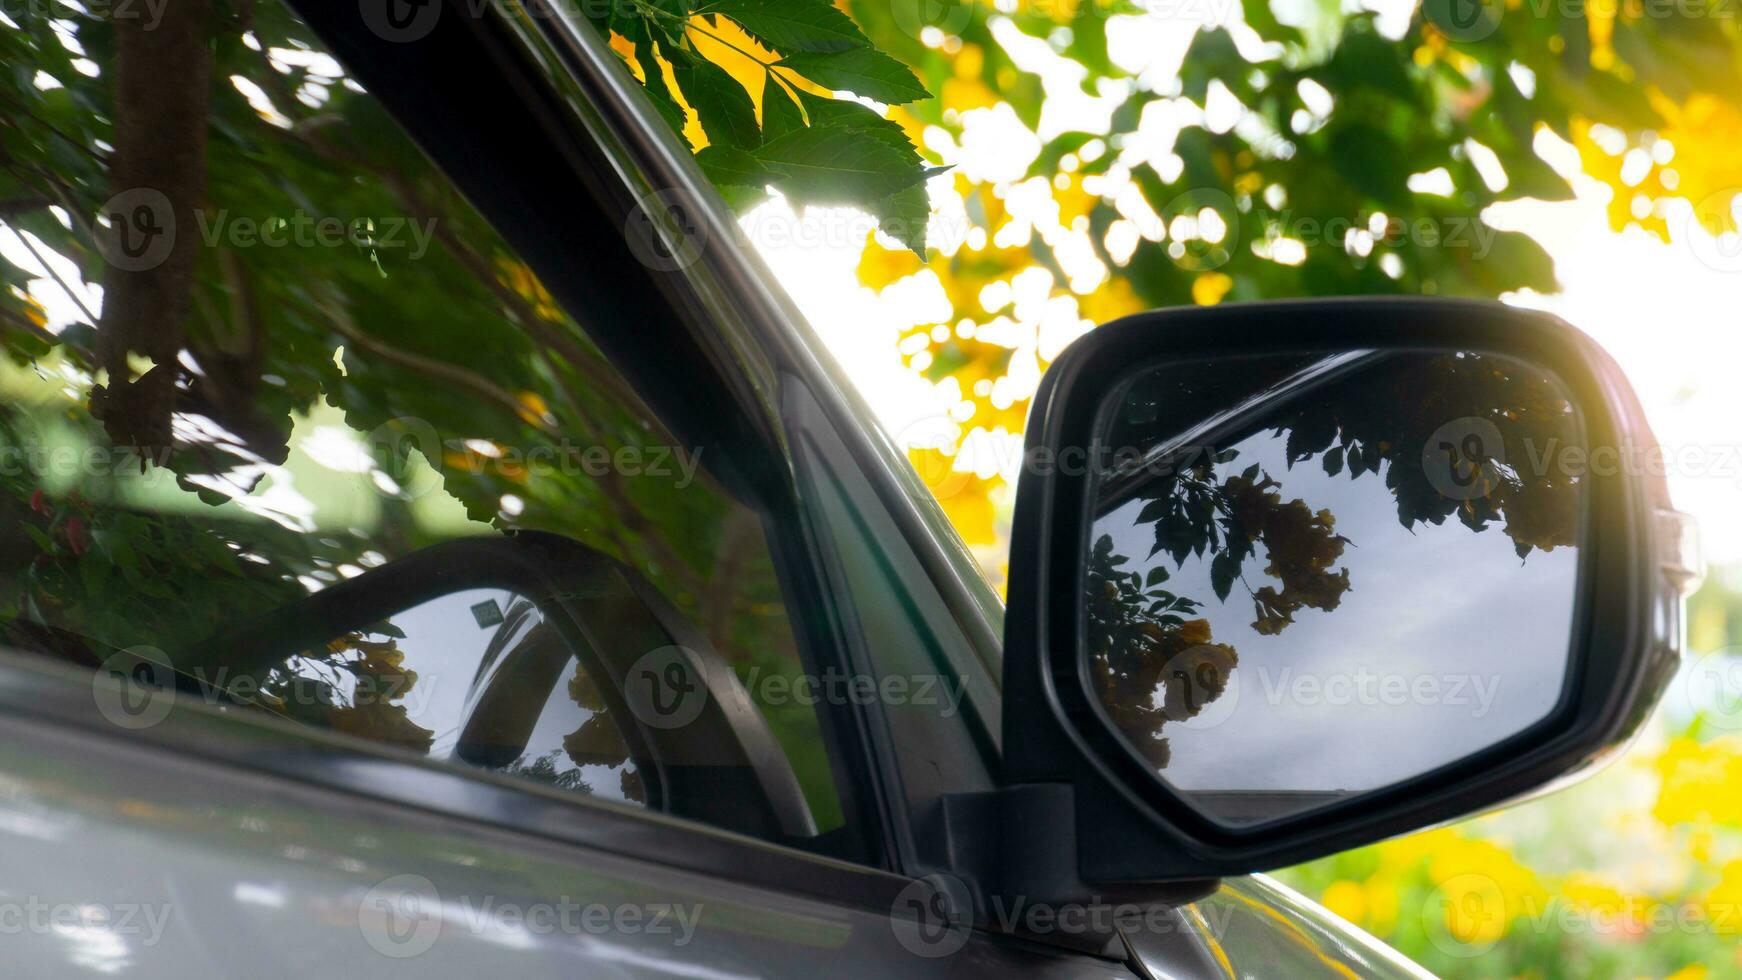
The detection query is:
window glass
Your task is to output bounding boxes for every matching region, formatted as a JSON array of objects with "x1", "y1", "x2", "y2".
[{"x1": 0, "y1": 2, "x2": 843, "y2": 842}]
